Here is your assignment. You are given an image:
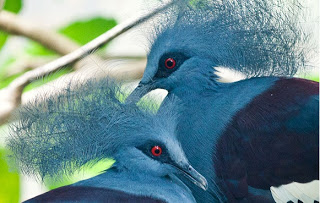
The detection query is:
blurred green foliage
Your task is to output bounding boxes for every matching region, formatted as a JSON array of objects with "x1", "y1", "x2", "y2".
[
  {"x1": 0, "y1": 17, "x2": 117, "y2": 90},
  {"x1": 307, "y1": 75, "x2": 319, "y2": 82},
  {"x1": 24, "y1": 68, "x2": 72, "y2": 92},
  {"x1": 0, "y1": 57, "x2": 17, "y2": 89},
  {"x1": 0, "y1": 3, "x2": 118, "y2": 200},
  {"x1": 27, "y1": 17, "x2": 117, "y2": 56},
  {"x1": 0, "y1": 148, "x2": 19, "y2": 203},
  {"x1": 45, "y1": 159, "x2": 115, "y2": 190},
  {"x1": 0, "y1": 32, "x2": 8, "y2": 53},
  {"x1": 0, "y1": 0, "x2": 22, "y2": 50},
  {"x1": 0, "y1": 2, "x2": 23, "y2": 200},
  {"x1": 3, "y1": 0, "x2": 22, "y2": 13}
]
